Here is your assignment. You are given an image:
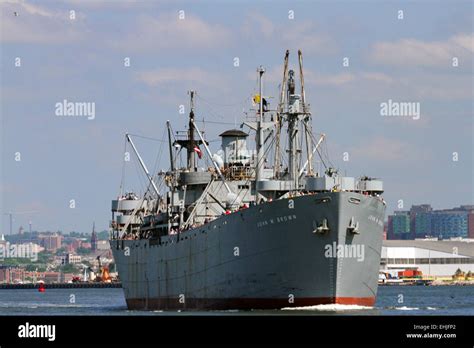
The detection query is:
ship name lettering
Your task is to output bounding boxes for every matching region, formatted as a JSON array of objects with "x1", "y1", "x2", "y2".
[{"x1": 257, "y1": 215, "x2": 297, "y2": 228}]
